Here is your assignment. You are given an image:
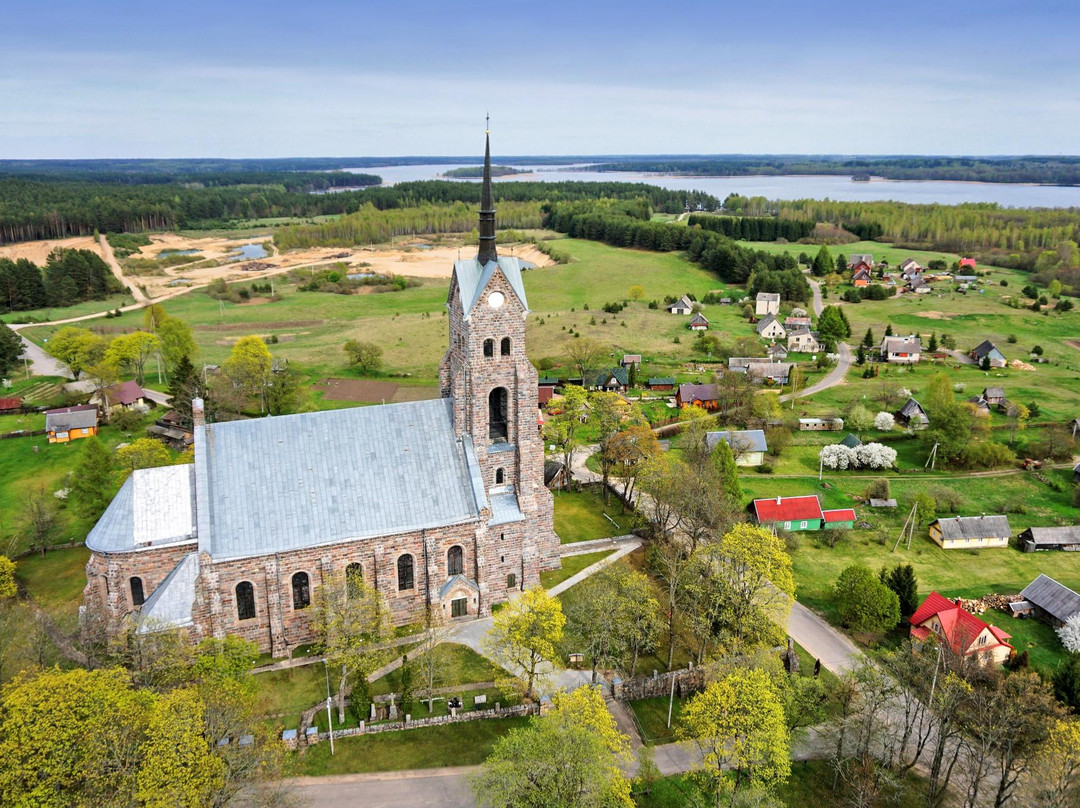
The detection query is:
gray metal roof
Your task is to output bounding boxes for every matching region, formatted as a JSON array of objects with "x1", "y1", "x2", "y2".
[
  {"x1": 983, "y1": 387, "x2": 1005, "y2": 398},
  {"x1": 45, "y1": 405, "x2": 98, "y2": 432},
  {"x1": 86, "y1": 466, "x2": 198, "y2": 554},
  {"x1": 883, "y1": 336, "x2": 922, "y2": 354},
  {"x1": 136, "y1": 553, "x2": 199, "y2": 633},
  {"x1": 453, "y1": 256, "x2": 529, "y2": 321},
  {"x1": 200, "y1": 399, "x2": 482, "y2": 560},
  {"x1": 755, "y1": 315, "x2": 784, "y2": 334},
  {"x1": 1019, "y1": 526, "x2": 1080, "y2": 546},
  {"x1": 488, "y1": 489, "x2": 526, "y2": 526},
  {"x1": 706, "y1": 429, "x2": 768, "y2": 453},
  {"x1": 933, "y1": 515, "x2": 1012, "y2": 540},
  {"x1": 899, "y1": 398, "x2": 926, "y2": 418},
  {"x1": 1019, "y1": 574, "x2": 1080, "y2": 623},
  {"x1": 756, "y1": 292, "x2": 780, "y2": 301},
  {"x1": 839, "y1": 433, "x2": 862, "y2": 449}
]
